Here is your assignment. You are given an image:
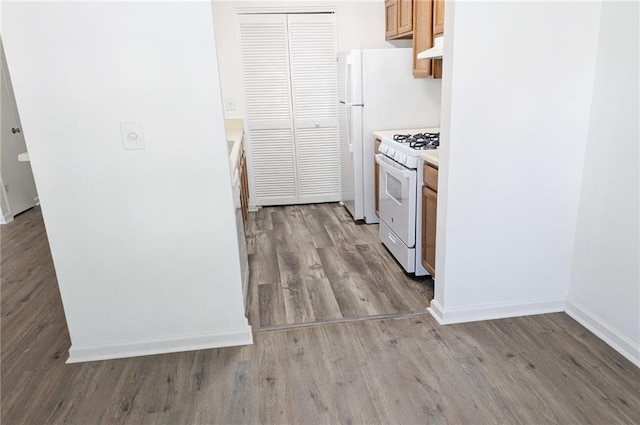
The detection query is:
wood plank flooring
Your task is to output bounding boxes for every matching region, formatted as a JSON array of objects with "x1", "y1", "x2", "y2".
[
  {"x1": 3, "y1": 207, "x2": 640, "y2": 424},
  {"x1": 245, "y1": 203, "x2": 433, "y2": 329}
]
